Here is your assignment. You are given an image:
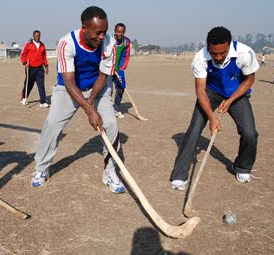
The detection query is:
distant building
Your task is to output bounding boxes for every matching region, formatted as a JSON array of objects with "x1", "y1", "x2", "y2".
[
  {"x1": 0, "y1": 42, "x2": 21, "y2": 59},
  {"x1": 7, "y1": 48, "x2": 22, "y2": 58},
  {"x1": 0, "y1": 43, "x2": 7, "y2": 58},
  {"x1": 0, "y1": 44, "x2": 57, "y2": 59},
  {"x1": 137, "y1": 44, "x2": 160, "y2": 55}
]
